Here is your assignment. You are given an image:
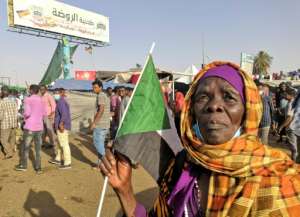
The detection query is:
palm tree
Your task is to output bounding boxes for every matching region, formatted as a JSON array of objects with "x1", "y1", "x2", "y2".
[{"x1": 253, "y1": 51, "x2": 273, "y2": 79}]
